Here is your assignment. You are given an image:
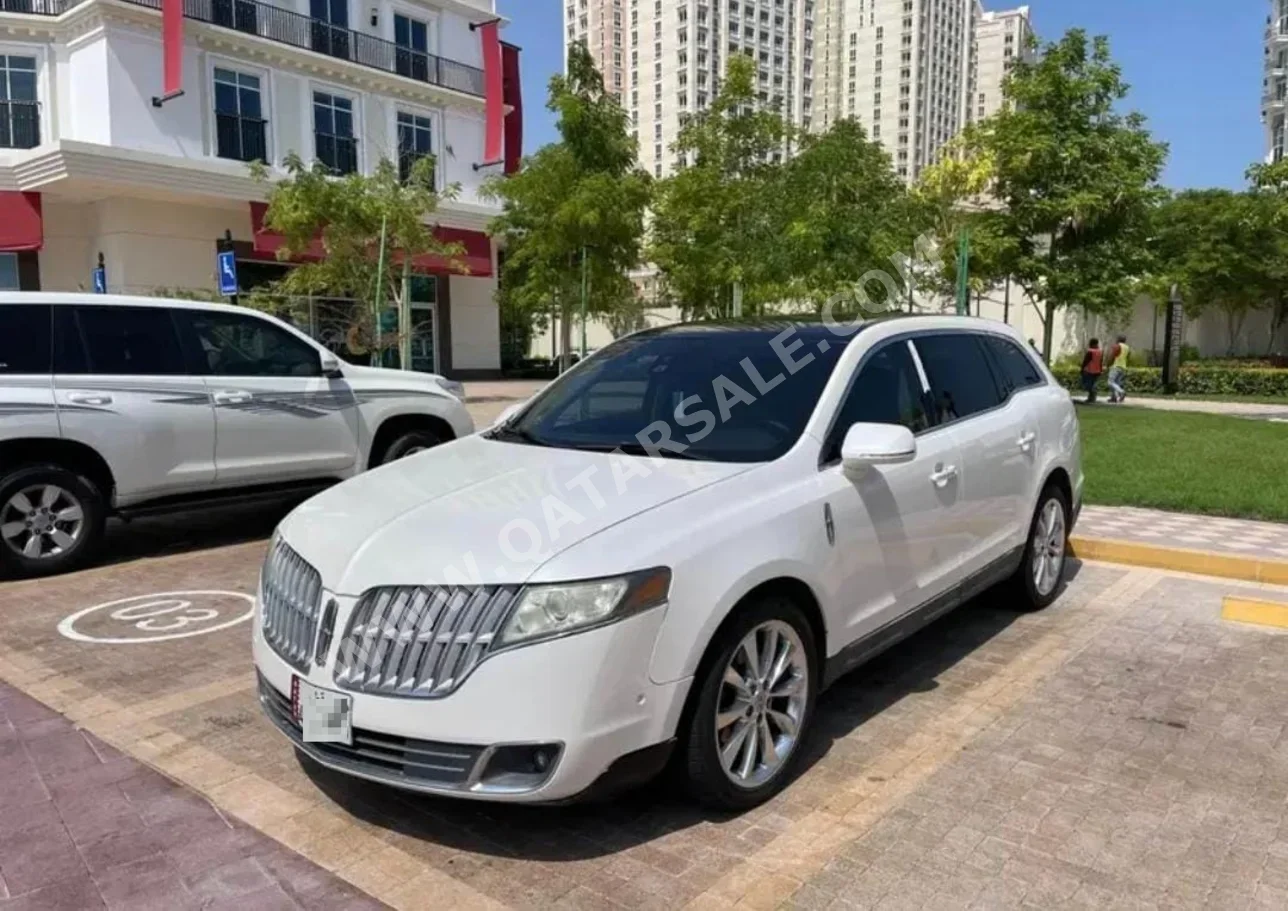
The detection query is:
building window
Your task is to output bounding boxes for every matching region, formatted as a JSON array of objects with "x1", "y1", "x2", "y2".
[
  {"x1": 213, "y1": 68, "x2": 266, "y2": 163},
  {"x1": 309, "y1": 0, "x2": 351, "y2": 60},
  {"x1": 0, "y1": 253, "x2": 17, "y2": 291},
  {"x1": 396, "y1": 111, "x2": 434, "y2": 184},
  {"x1": 394, "y1": 14, "x2": 432, "y2": 81},
  {"x1": 313, "y1": 91, "x2": 357, "y2": 174},
  {"x1": 0, "y1": 55, "x2": 38, "y2": 150}
]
